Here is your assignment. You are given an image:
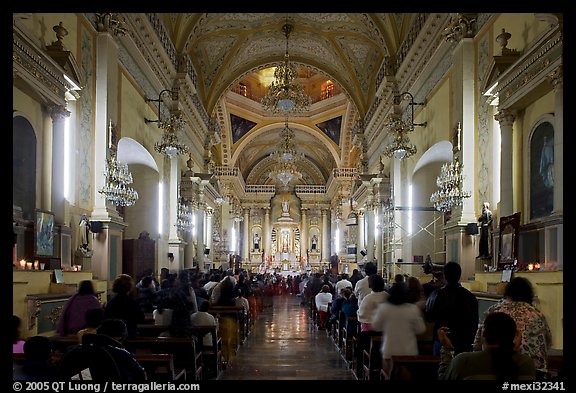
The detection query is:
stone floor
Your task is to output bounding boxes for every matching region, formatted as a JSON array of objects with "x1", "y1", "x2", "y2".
[{"x1": 219, "y1": 294, "x2": 356, "y2": 380}]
